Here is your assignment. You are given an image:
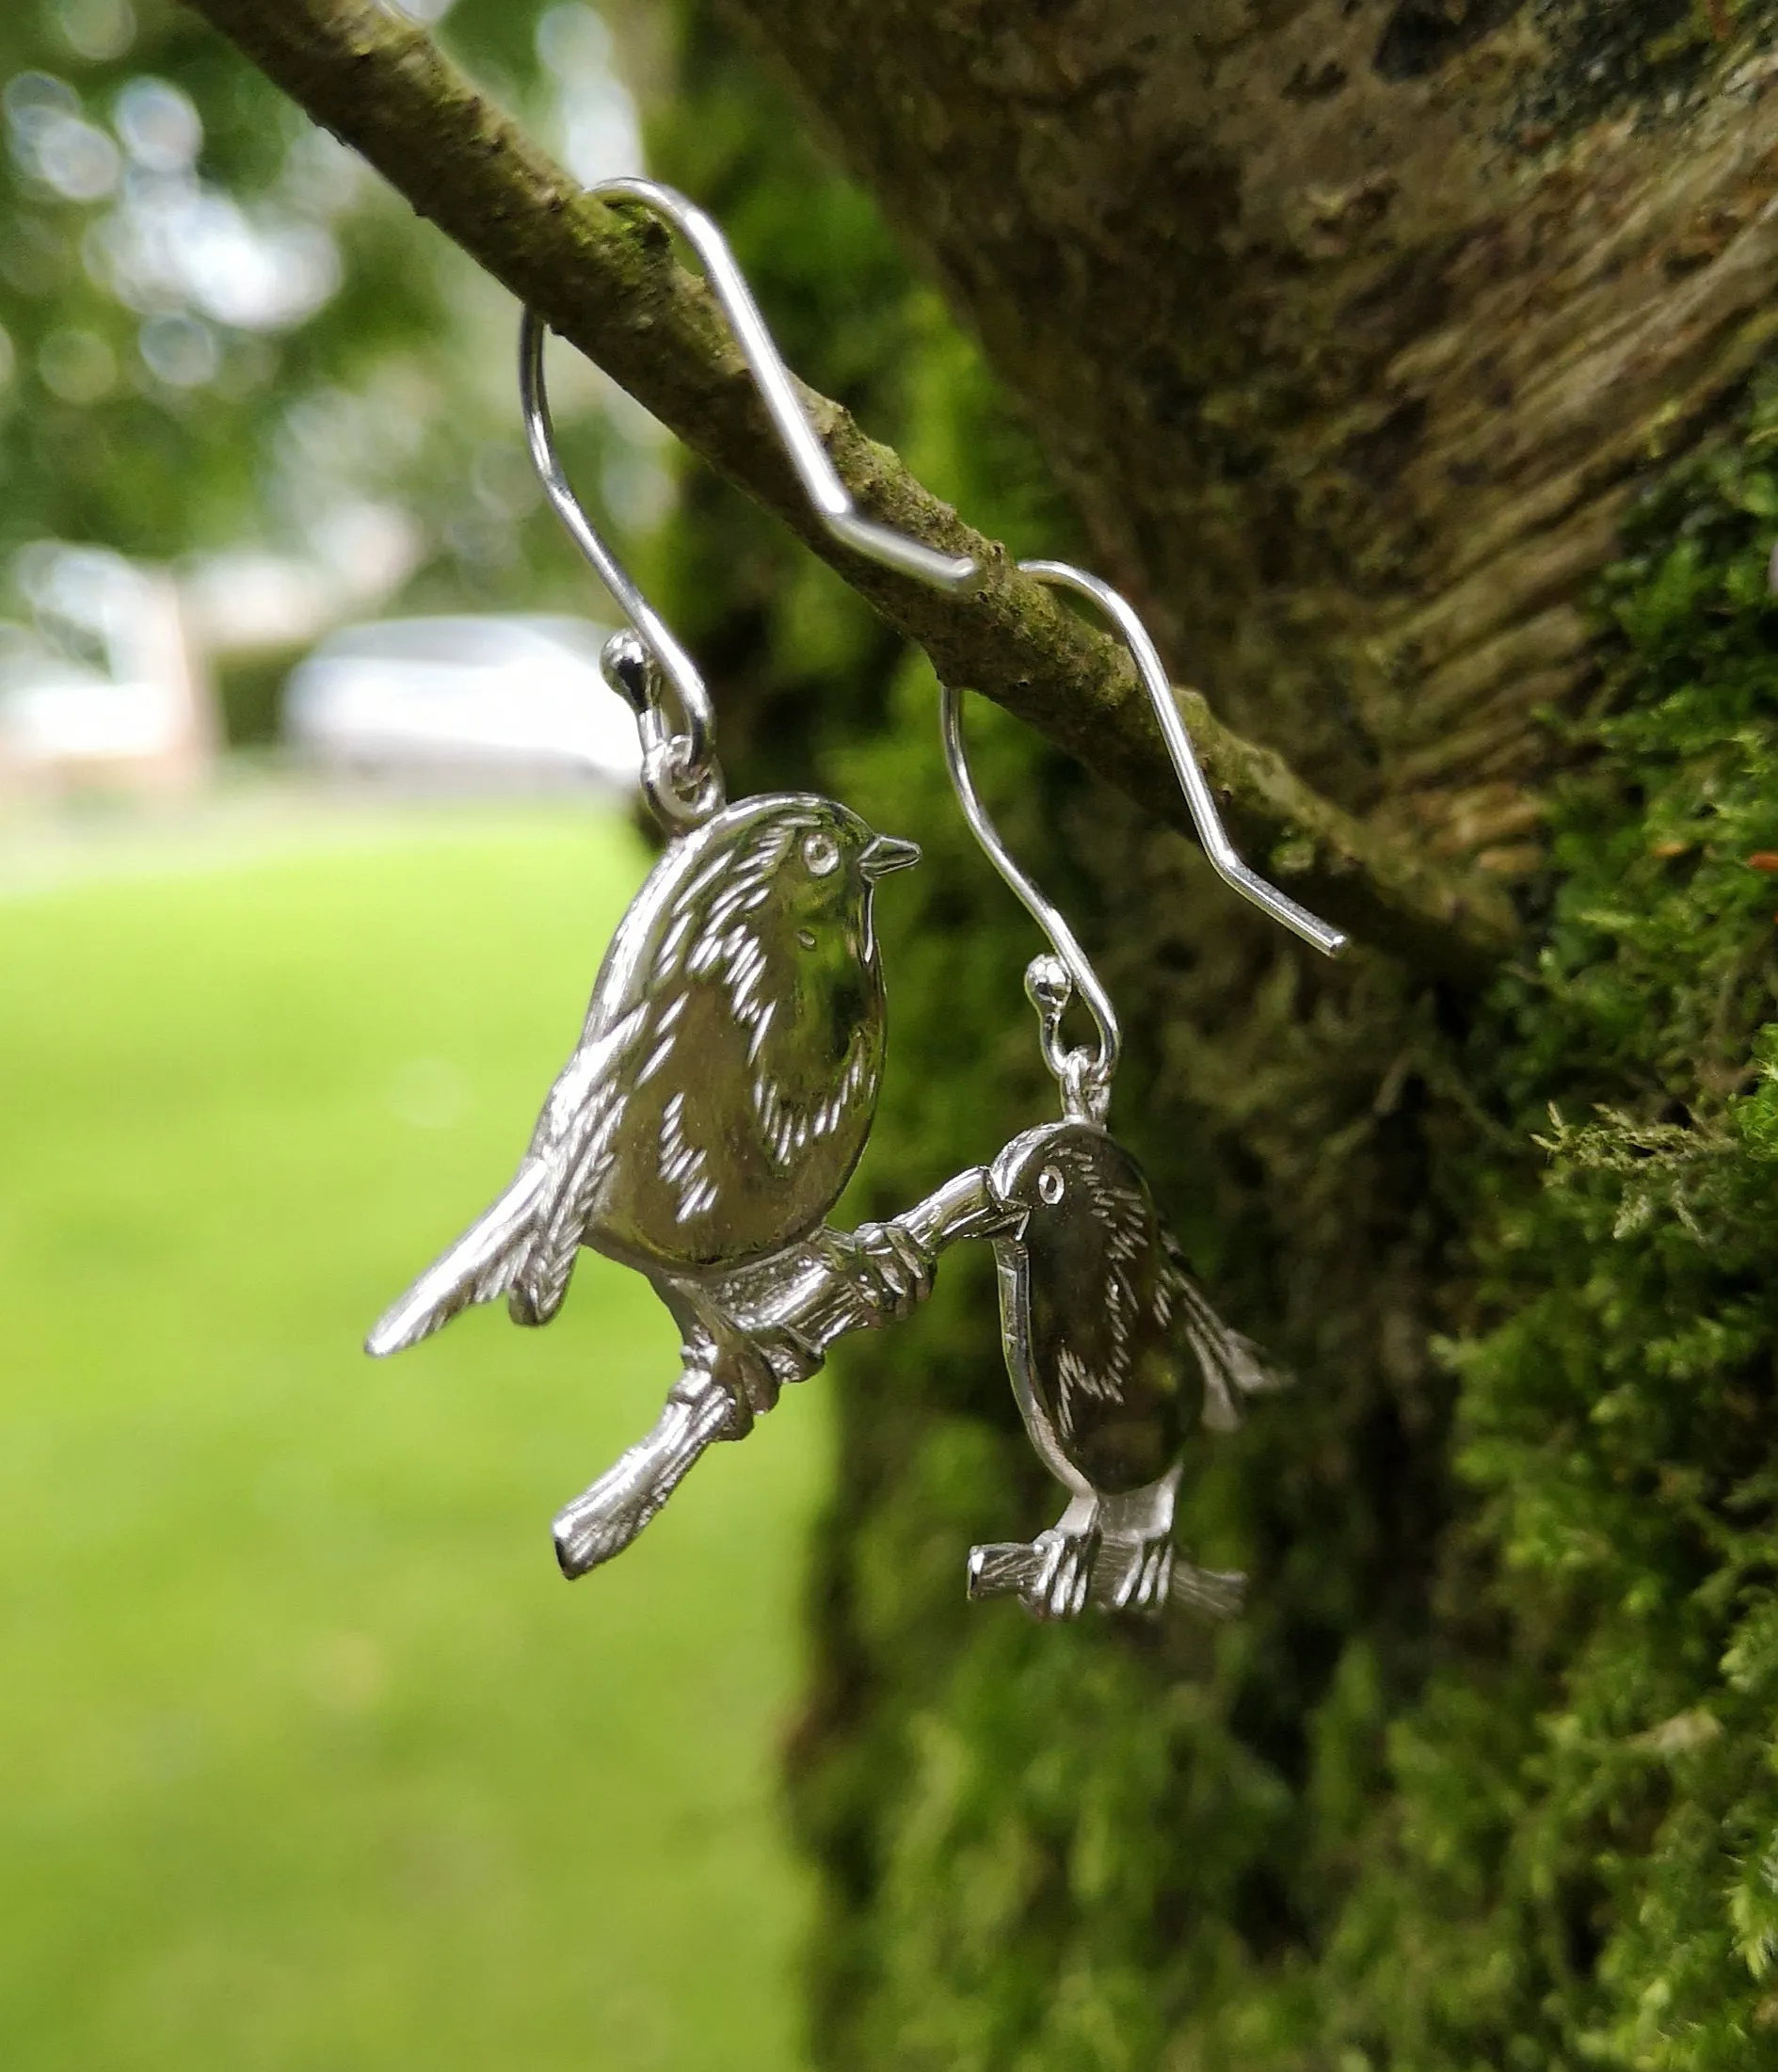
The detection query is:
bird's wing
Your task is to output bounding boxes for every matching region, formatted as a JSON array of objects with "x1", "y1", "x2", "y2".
[
  {"x1": 1161, "y1": 1232, "x2": 1289, "y2": 1433},
  {"x1": 511, "y1": 1004, "x2": 649, "y2": 1322},
  {"x1": 368, "y1": 1006, "x2": 650, "y2": 1354},
  {"x1": 366, "y1": 1161, "x2": 553, "y2": 1357}
]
